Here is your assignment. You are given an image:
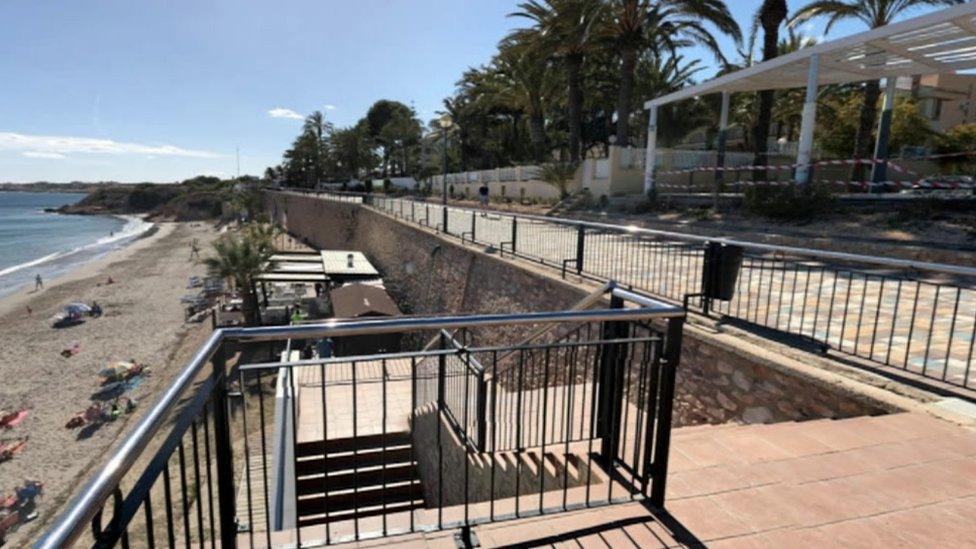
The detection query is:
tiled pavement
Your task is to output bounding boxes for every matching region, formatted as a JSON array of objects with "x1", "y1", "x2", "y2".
[
  {"x1": 283, "y1": 411, "x2": 976, "y2": 548},
  {"x1": 365, "y1": 197, "x2": 975, "y2": 388},
  {"x1": 231, "y1": 374, "x2": 976, "y2": 546}
]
